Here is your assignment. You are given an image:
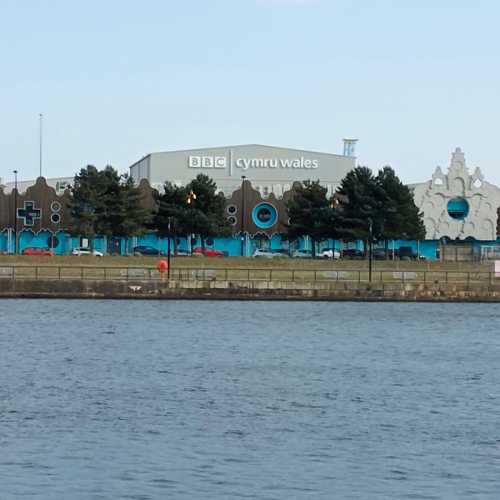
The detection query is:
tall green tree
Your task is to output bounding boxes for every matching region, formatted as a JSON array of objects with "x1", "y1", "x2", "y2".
[
  {"x1": 286, "y1": 180, "x2": 338, "y2": 257},
  {"x1": 153, "y1": 174, "x2": 229, "y2": 250},
  {"x1": 71, "y1": 165, "x2": 149, "y2": 250},
  {"x1": 69, "y1": 165, "x2": 103, "y2": 247},
  {"x1": 376, "y1": 166, "x2": 425, "y2": 241},
  {"x1": 335, "y1": 166, "x2": 387, "y2": 244},
  {"x1": 115, "y1": 175, "x2": 151, "y2": 251}
]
